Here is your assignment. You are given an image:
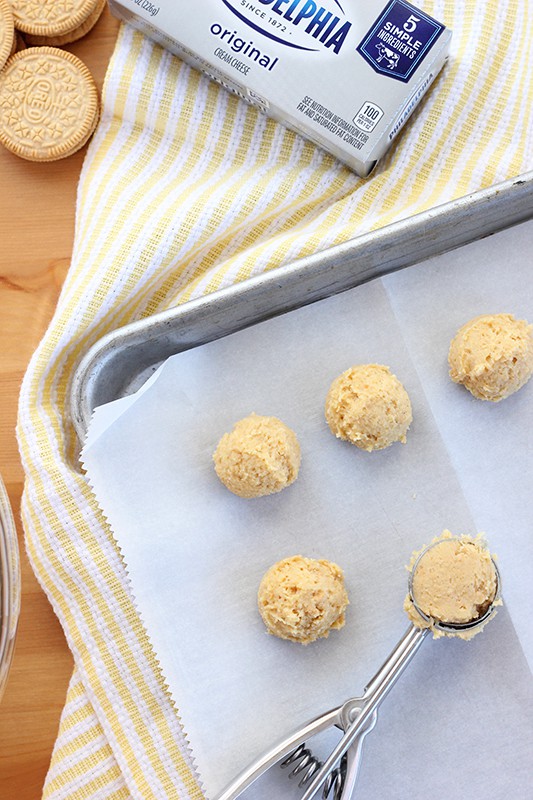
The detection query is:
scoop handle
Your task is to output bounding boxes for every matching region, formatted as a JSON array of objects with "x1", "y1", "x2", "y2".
[
  {"x1": 337, "y1": 710, "x2": 378, "y2": 800},
  {"x1": 362, "y1": 624, "x2": 429, "y2": 699},
  {"x1": 213, "y1": 705, "x2": 340, "y2": 800},
  {"x1": 301, "y1": 625, "x2": 429, "y2": 800}
]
